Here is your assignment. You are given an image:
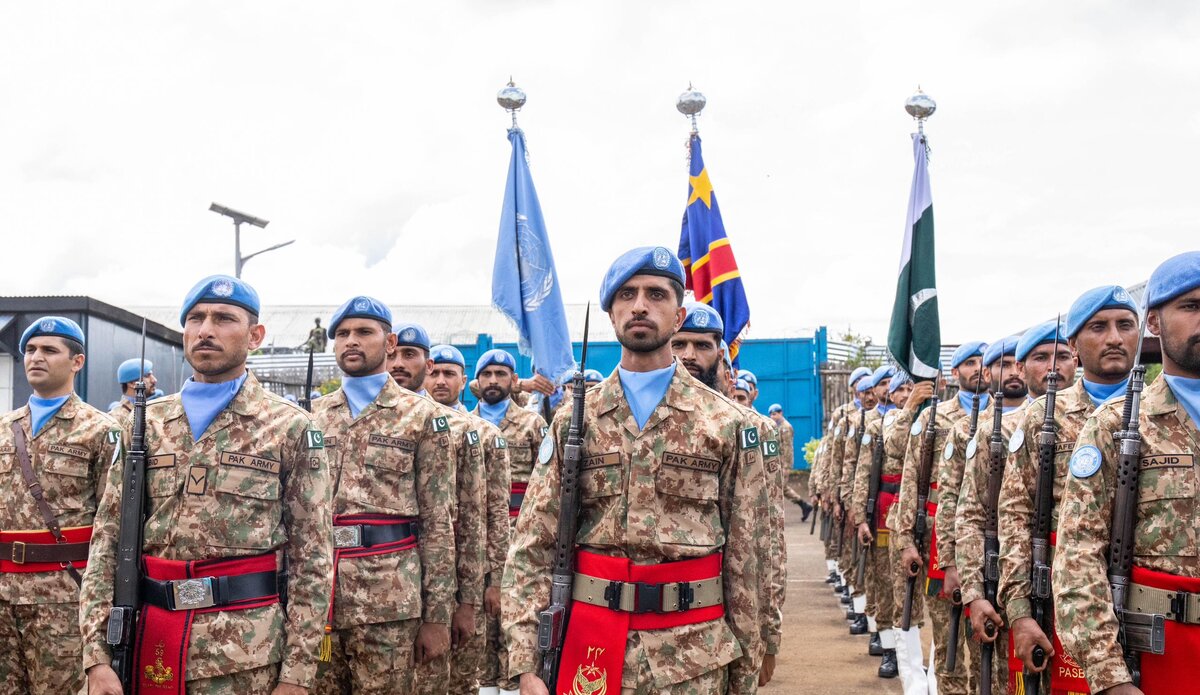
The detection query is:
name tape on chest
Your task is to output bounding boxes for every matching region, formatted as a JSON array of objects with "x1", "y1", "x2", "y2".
[
  {"x1": 663, "y1": 451, "x2": 720, "y2": 474},
  {"x1": 47, "y1": 443, "x2": 90, "y2": 460},
  {"x1": 218, "y1": 451, "x2": 281, "y2": 475},
  {"x1": 324, "y1": 436, "x2": 338, "y2": 448},
  {"x1": 368, "y1": 433, "x2": 416, "y2": 451},
  {"x1": 740, "y1": 427, "x2": 760, "y2": 450},
  {"x1": 1070, "y1": 445, "x2": 1102, "y2": 479},
  {"x1": 147, "y1": 454, "x2": 176, "y2": 470},
  {"x1": 581, "y1": 452, "x2": 619, "y2": 470},
  {"x1": 1140, "y1": 454, "x2": 1194, "y2": 471}
]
